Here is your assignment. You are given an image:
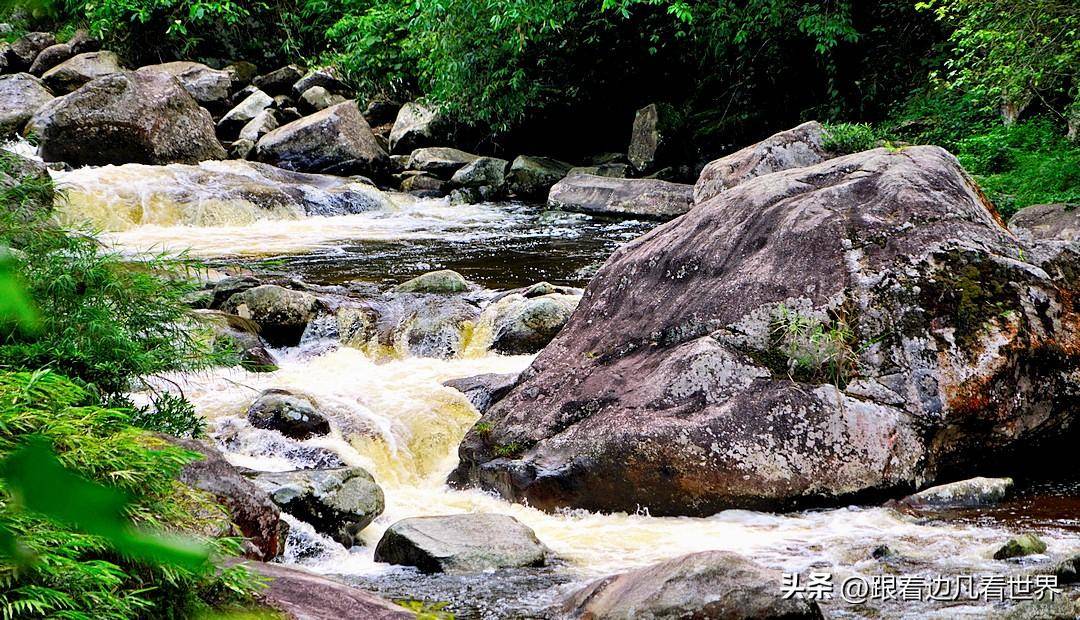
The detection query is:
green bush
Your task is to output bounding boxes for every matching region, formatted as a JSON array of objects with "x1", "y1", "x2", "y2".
[
  {"x1": 821, "y1": 122, "x2": 879, "y2": 154},
  {"x1": 0, "y1": 371, "x2": 258, "y2": 619}
]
